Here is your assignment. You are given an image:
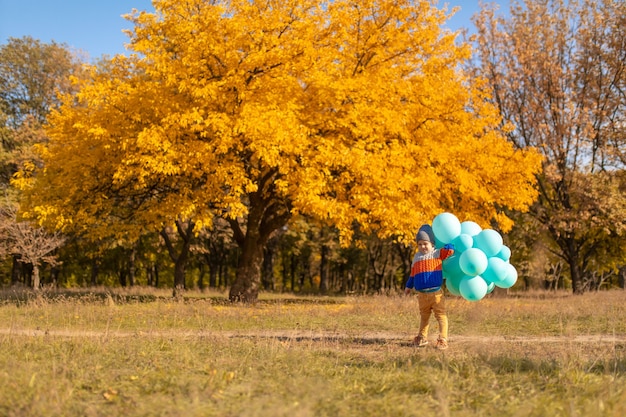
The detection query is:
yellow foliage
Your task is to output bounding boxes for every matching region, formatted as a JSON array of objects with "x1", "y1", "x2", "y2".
[{"x1": 16, "y1": 0, "x2": 542, "y2": 243}]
